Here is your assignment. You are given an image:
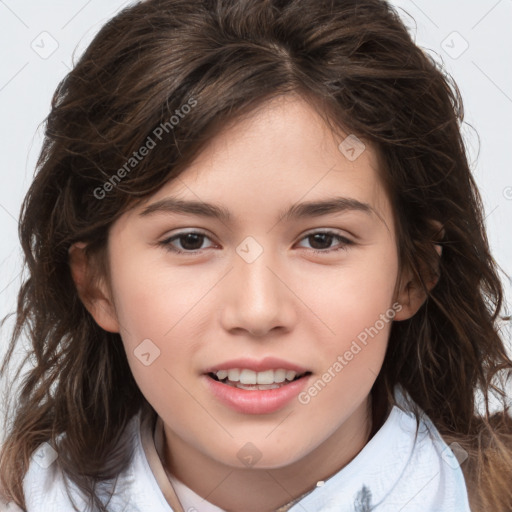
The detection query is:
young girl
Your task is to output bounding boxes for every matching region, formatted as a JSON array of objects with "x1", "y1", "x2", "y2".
[{"x1": 1, "y1": 0, "x2": 511, "y2": 511}]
